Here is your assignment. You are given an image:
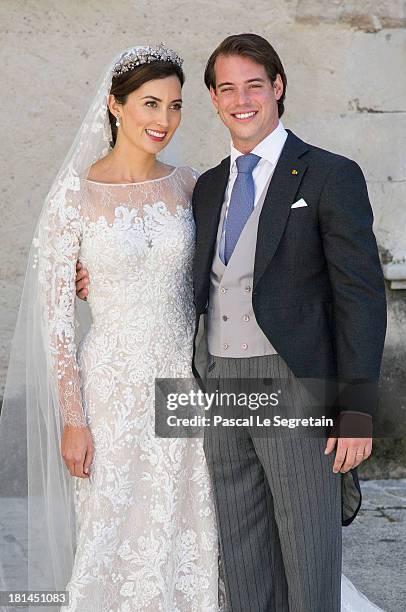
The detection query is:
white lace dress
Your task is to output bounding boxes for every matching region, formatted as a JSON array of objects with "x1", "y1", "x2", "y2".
[{"x1": 41, "y1": 166, "x2": 219, "y2": 611}]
